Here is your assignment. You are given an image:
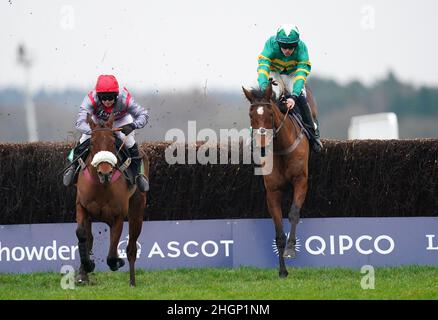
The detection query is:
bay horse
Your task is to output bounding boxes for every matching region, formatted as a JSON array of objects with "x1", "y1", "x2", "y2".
[
  {"x1": 75, "y1": 113, "x2": 148, "y2": 286},
  {"x1": 242, "y1": 82, "x2": 315, "y2": 278}
]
